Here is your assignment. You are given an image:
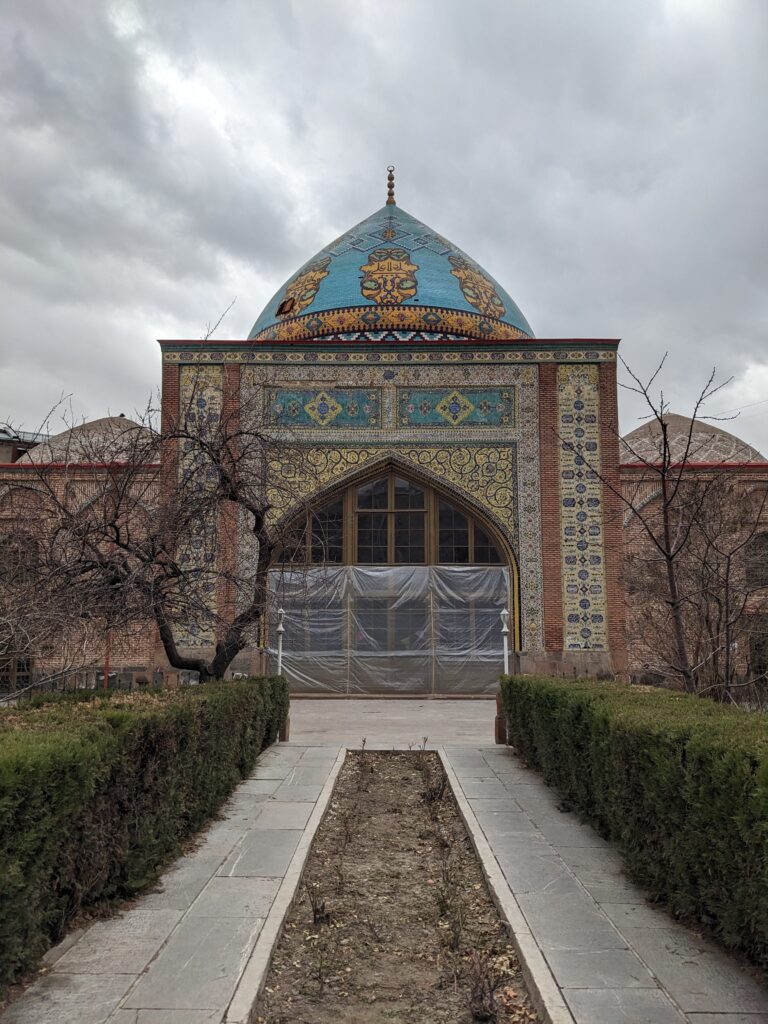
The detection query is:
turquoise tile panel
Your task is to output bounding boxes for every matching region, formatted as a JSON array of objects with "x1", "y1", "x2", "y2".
[
  {"x1": 266, "y1": 388, "x2": 382, "y2": 428},
  {"x1": 249, "y1": 204, "x2": 533, "y2": 342},
  {"x1": 397, "y1": 387, "x2": 515, "y2": 427}
]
